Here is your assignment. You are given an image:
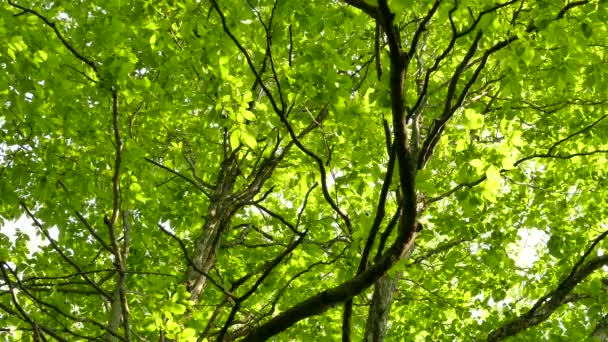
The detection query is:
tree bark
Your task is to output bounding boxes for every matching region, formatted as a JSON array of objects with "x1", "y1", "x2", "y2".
[
  {"x1": 364, "y1": 271, "x2": 401, "y2": 342},
  {"x1": 185, "y1": 158, "x2": 240, "y2": 302},
  {"x1": 185, "y1": 111, "x2": 329, "y2": 303},
  {"x1": 185, "y1": 210, "x2": 231, "y2": 302},
  {"x1": 592, "y1": 315, "x2": 608, "y2": 341},
  {"x1": 105, "y1": 288, "x2": 122, "y2": 342}
]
